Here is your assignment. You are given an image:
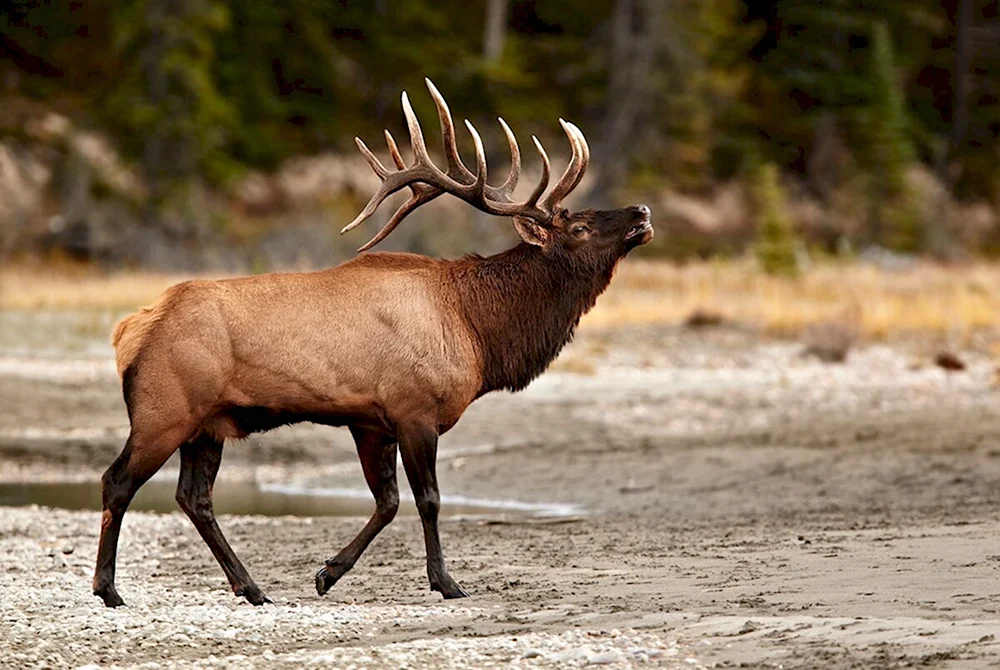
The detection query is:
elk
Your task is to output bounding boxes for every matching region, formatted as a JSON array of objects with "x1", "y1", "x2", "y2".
[{"x1": 93, "y1": 79, "x2": 653, "y2": 608}]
